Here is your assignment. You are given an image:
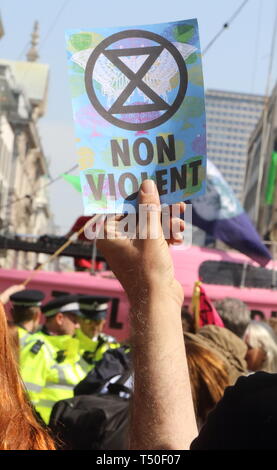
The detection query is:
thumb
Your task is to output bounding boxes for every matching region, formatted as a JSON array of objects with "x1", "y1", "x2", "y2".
[
  {"x1": 138, "y1": 180, "x2": 162, "y2": 240},
  {"x1": 139, "y1": 180, "x2": 160, "y2": 206}
]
